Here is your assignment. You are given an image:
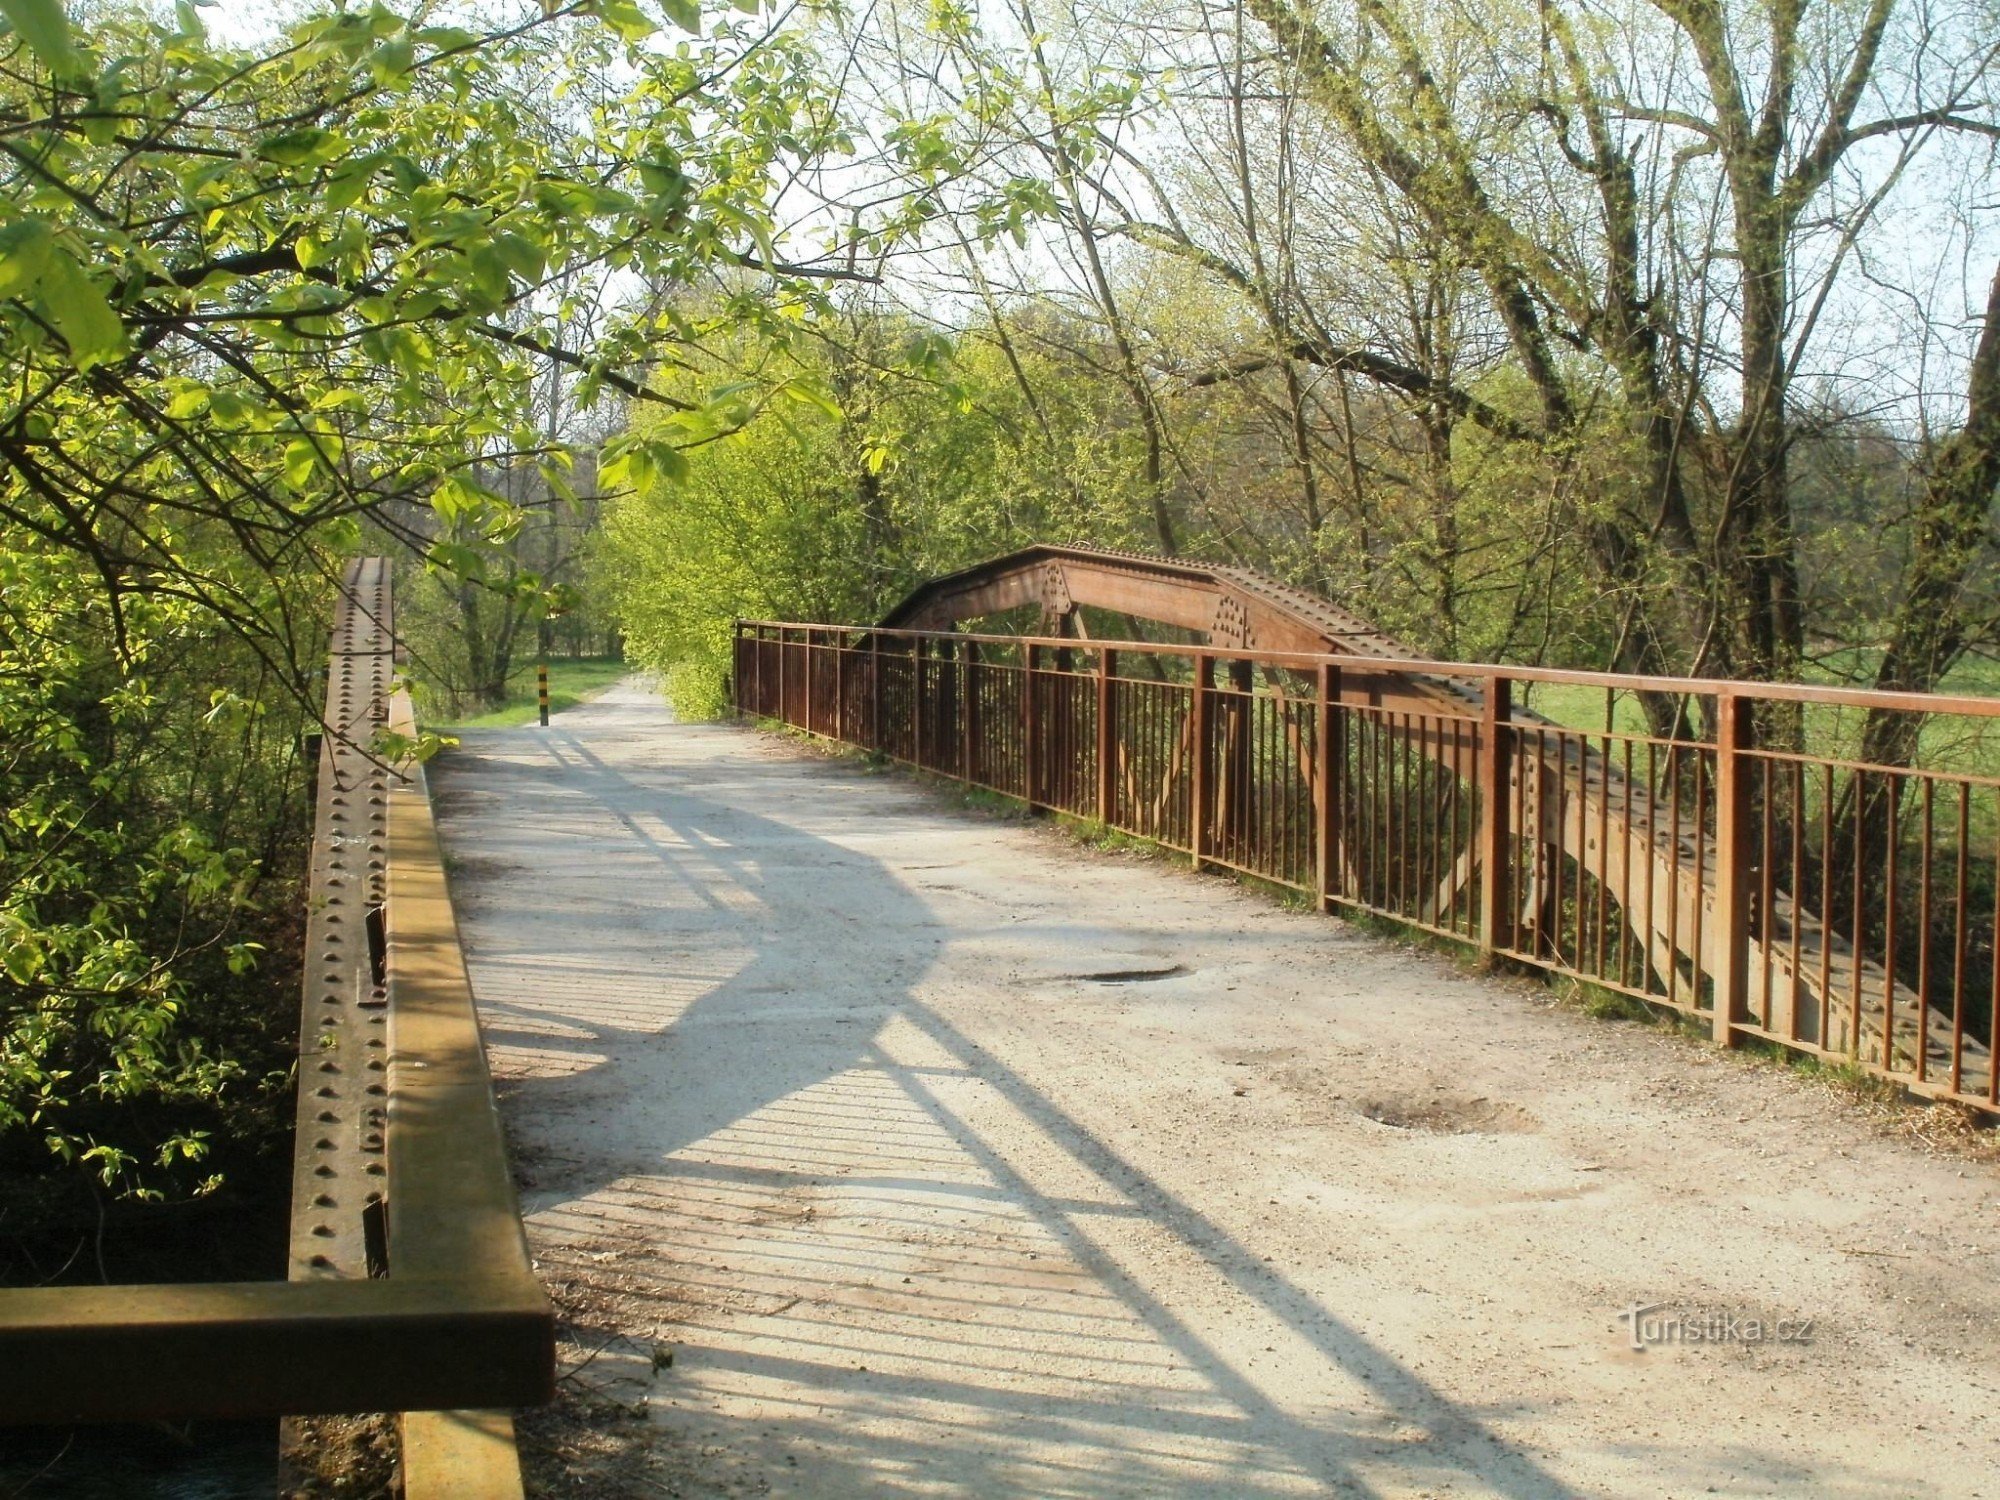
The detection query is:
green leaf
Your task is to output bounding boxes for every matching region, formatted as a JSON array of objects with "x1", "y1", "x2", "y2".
[
  {"x1": 648, "y1": 439, "x2": 690, "y2": 483},
  {"x1": 493, "y1": 231, "x2": 546, "y2": 284},
  {"x1": 594, "y1": 0, "x2": 658, "y2": 42},
  {"x1": 37, "y1": 251, "x2": 124, "y2": 367},
  {"x1": 779, "y1": 376, "x2": 841, "y2": 419},
  {"x1": 370, "y1": 36, "x2": 414, "y2": 83},
  {"x1": 164, "y1": 382, "x2": 209, "y2": 419},
  {"x1": 282, "y1": 439, "x2": 317, "y2": 489},
  {"x1": 0, "y1": 217, "x2": 54, "y2": 298},
  {"x1": 325, "y1": 157, "x2": 378, "y2": 210},
  {"x1": 657, "y1": 0, "x2": 701, "y2": 31},
  {"x1": 424, "y1": 538, "x2": 485, "y2": 580},
  {"x1": 256, "y1": 128, "x2": 345, "y2": 168},
  {"x1": 0, "y1": 0, "x2": 78, "y2": 72}
]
